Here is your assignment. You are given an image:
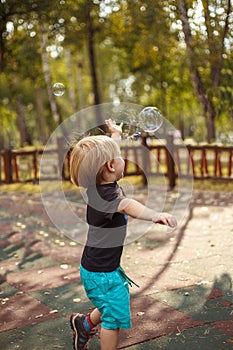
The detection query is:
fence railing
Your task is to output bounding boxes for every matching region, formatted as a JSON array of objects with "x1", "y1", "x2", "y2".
[{"x1": 0, "y1": 137, "x2": 232, "y2": 188}]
